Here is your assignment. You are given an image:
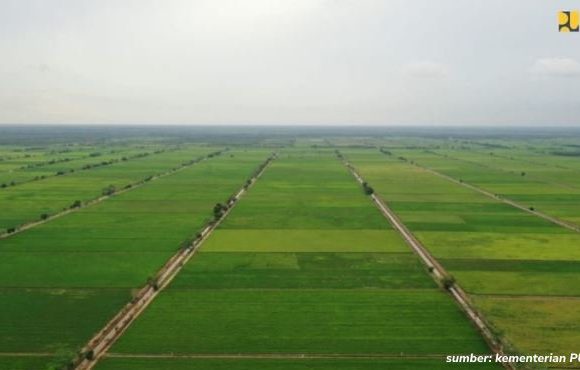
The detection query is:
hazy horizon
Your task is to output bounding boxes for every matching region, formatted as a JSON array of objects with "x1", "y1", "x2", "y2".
[{"x1": 1, "y1": 0, "x2": 579, "y2": 126}]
